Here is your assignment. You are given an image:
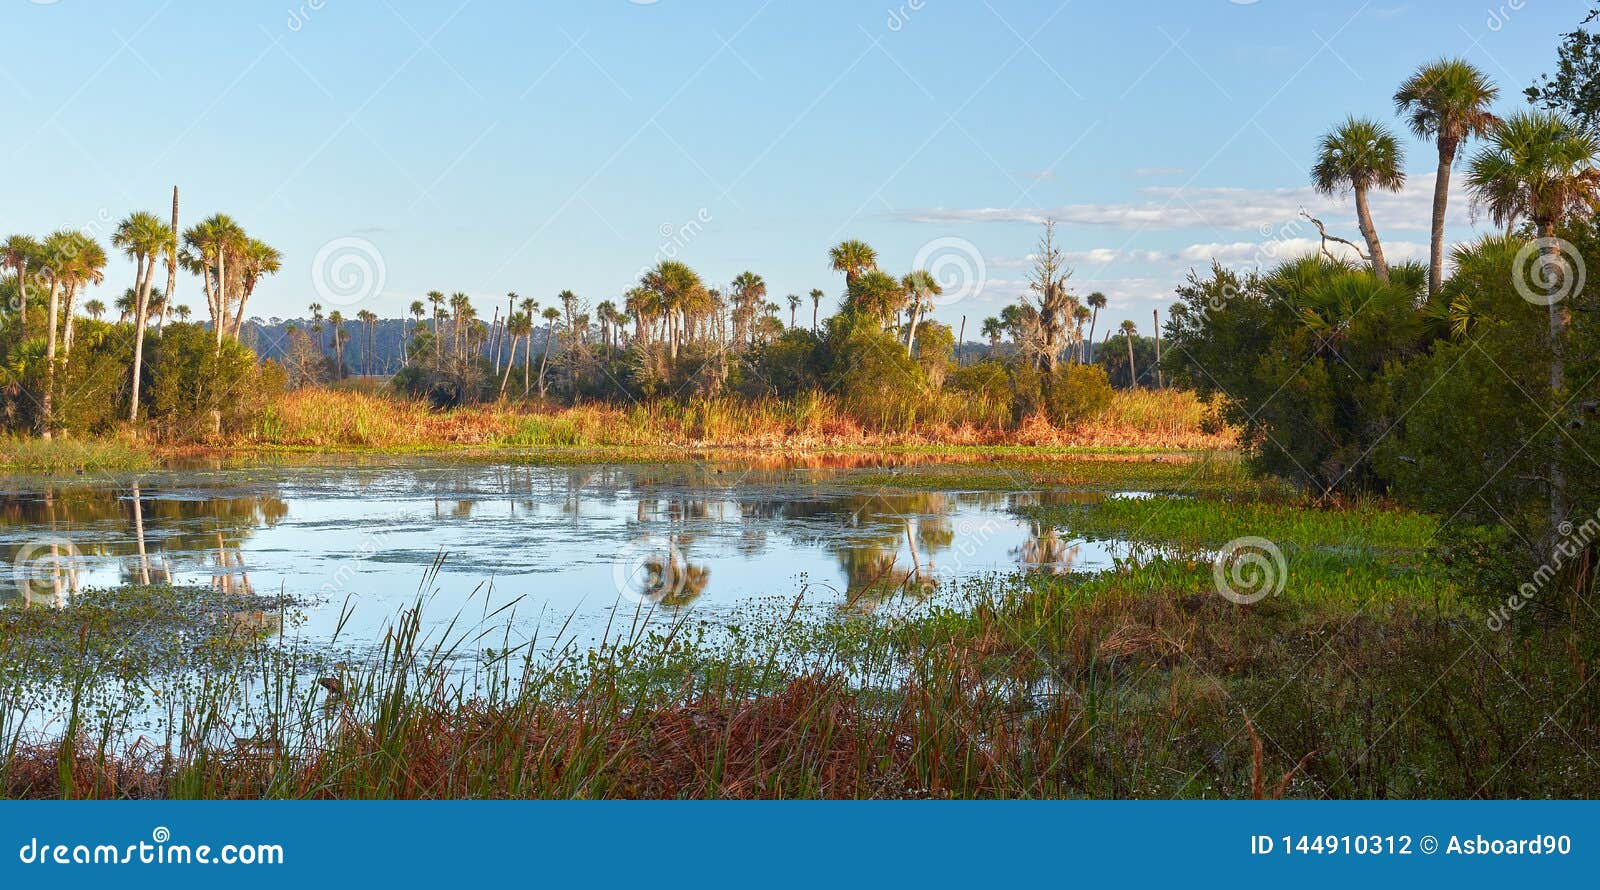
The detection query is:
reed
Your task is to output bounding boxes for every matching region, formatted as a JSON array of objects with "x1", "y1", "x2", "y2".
[{"x1": 245, "y1": 388, "x2": 1232, "y2": 452}]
